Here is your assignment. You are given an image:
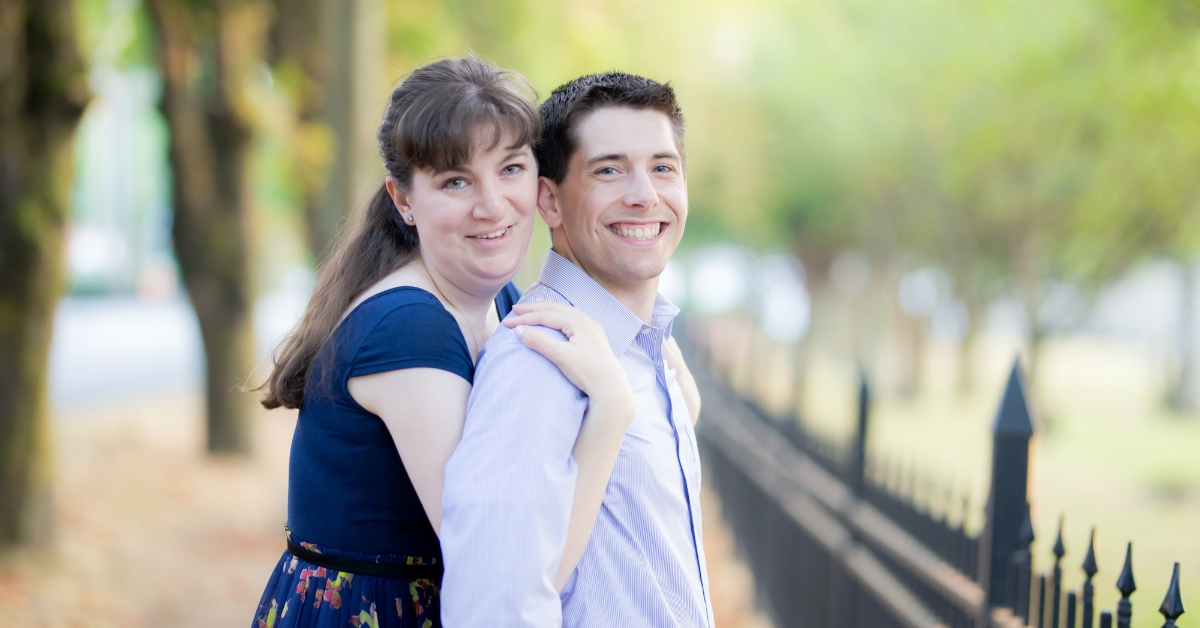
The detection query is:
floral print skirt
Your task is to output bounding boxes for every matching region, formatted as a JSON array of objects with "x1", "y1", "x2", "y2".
[{"x1": 252, "y1": 537, "x2": 440, "y2": 628}]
